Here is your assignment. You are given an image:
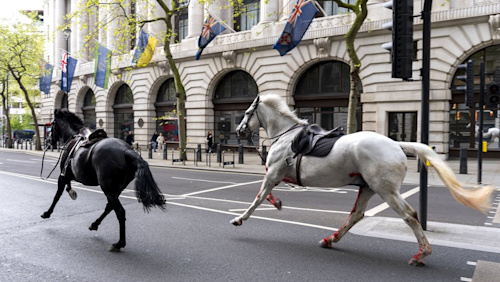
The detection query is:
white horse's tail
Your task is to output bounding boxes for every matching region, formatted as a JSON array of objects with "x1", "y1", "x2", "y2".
[{"x1": 399, "y1": 142, "x2": 492, "y2": 214}]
